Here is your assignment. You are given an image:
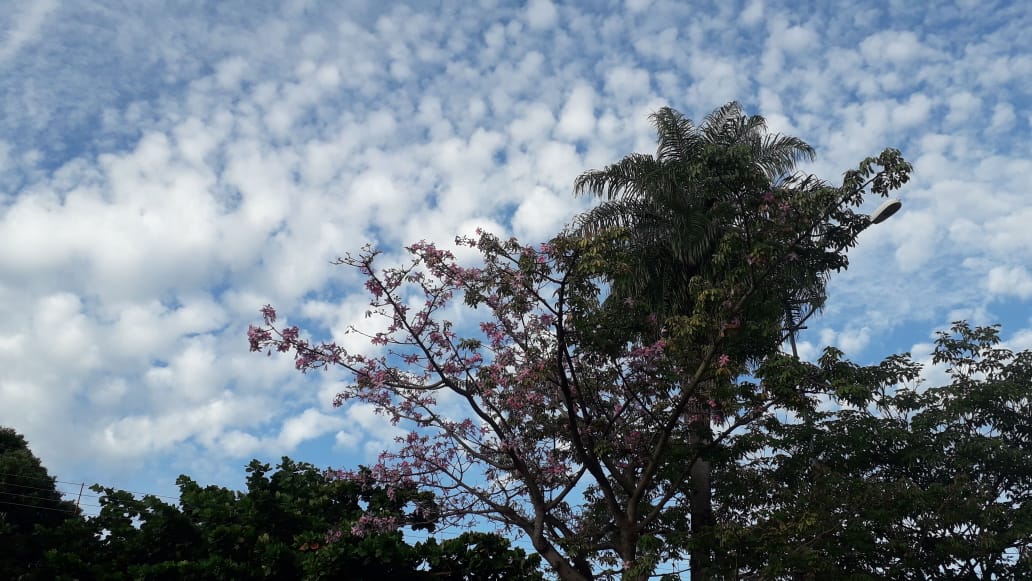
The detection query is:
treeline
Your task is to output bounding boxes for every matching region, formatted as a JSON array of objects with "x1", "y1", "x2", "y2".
[{"x1": 0, "y1": 429, "x2": 541, "y2": 580}]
